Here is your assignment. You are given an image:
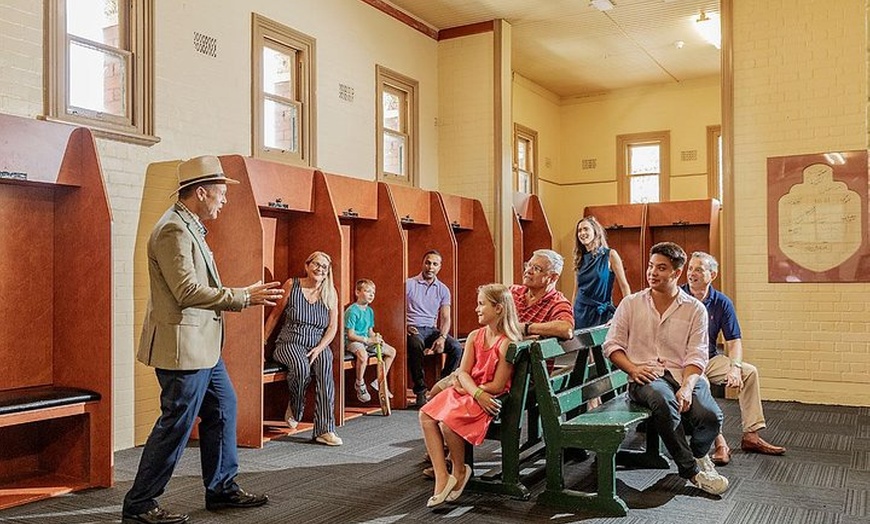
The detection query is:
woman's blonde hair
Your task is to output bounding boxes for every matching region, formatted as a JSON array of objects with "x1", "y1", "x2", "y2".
[
  {"x1": 305, "y1": 251, "x2": 337, "y2": 310},
  {"x1": 478, "y1": 283, "x2": 522, "y2": 342}
]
